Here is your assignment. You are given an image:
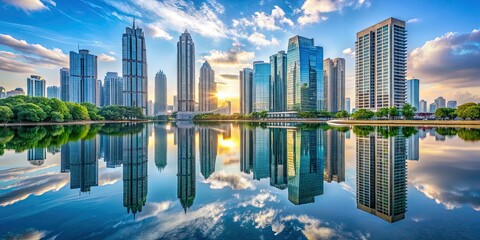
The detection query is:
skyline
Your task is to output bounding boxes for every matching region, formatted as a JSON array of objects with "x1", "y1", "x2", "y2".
[{"x1": 0, "y1": 0, "x2": 479, "y2": 112}]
